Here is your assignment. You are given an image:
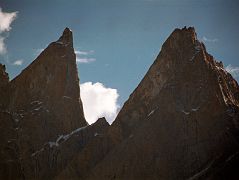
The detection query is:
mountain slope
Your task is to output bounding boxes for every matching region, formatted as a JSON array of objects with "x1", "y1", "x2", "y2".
[
  {"x1": 86, "y1": 27, "x2": 239, "y2": 180},
  {"x1": 0, "y1": 28, "x2": 104, "y2": 179},
  {"x1": 0, "y1": 64, "x2": 24, "y2": 179},
  {"x1": 1, "y1": 26, "x2": 239, "y2": 180}
]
